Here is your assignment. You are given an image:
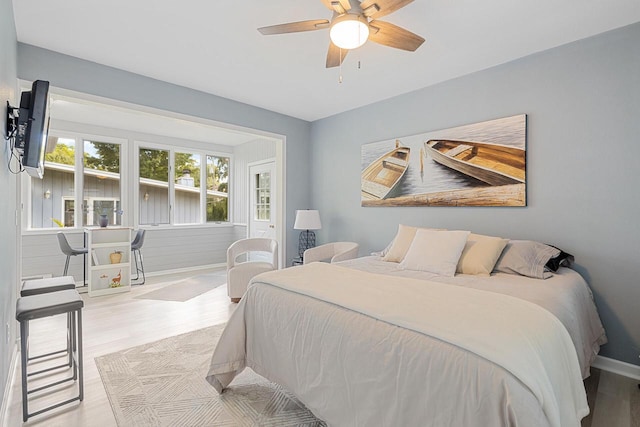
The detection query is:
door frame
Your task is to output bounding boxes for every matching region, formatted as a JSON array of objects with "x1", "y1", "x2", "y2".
[{"x1": 247, "y1": 158, "x2": 283, "y2": 268}]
